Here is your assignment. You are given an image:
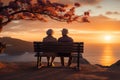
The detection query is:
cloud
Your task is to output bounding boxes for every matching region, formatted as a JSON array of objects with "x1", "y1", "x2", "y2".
[
  {"x1": 116, "y1": 0, "x2": 120, "y2": 1},
  {"x1": 1, "y1": 14, "x2": 120, "y2": 42},
  {"x1": 96, "y1": 5, "x2": 102, "y2": 8},
  {"x1": 106, "y1": 11, "x2": 120, "y2": 15},
  {"x1": 0, "y1": 53, "x2": 36, "y2": 62},
  {"x1": 2, "y1": 15, "x2": 120, "y2": 33},
  {"x1": 52, "y1": 0, "x2": 102, "y2": 5},
  {"x1": 2, "y1": 0, "x2": 102, "y2": 5}
]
